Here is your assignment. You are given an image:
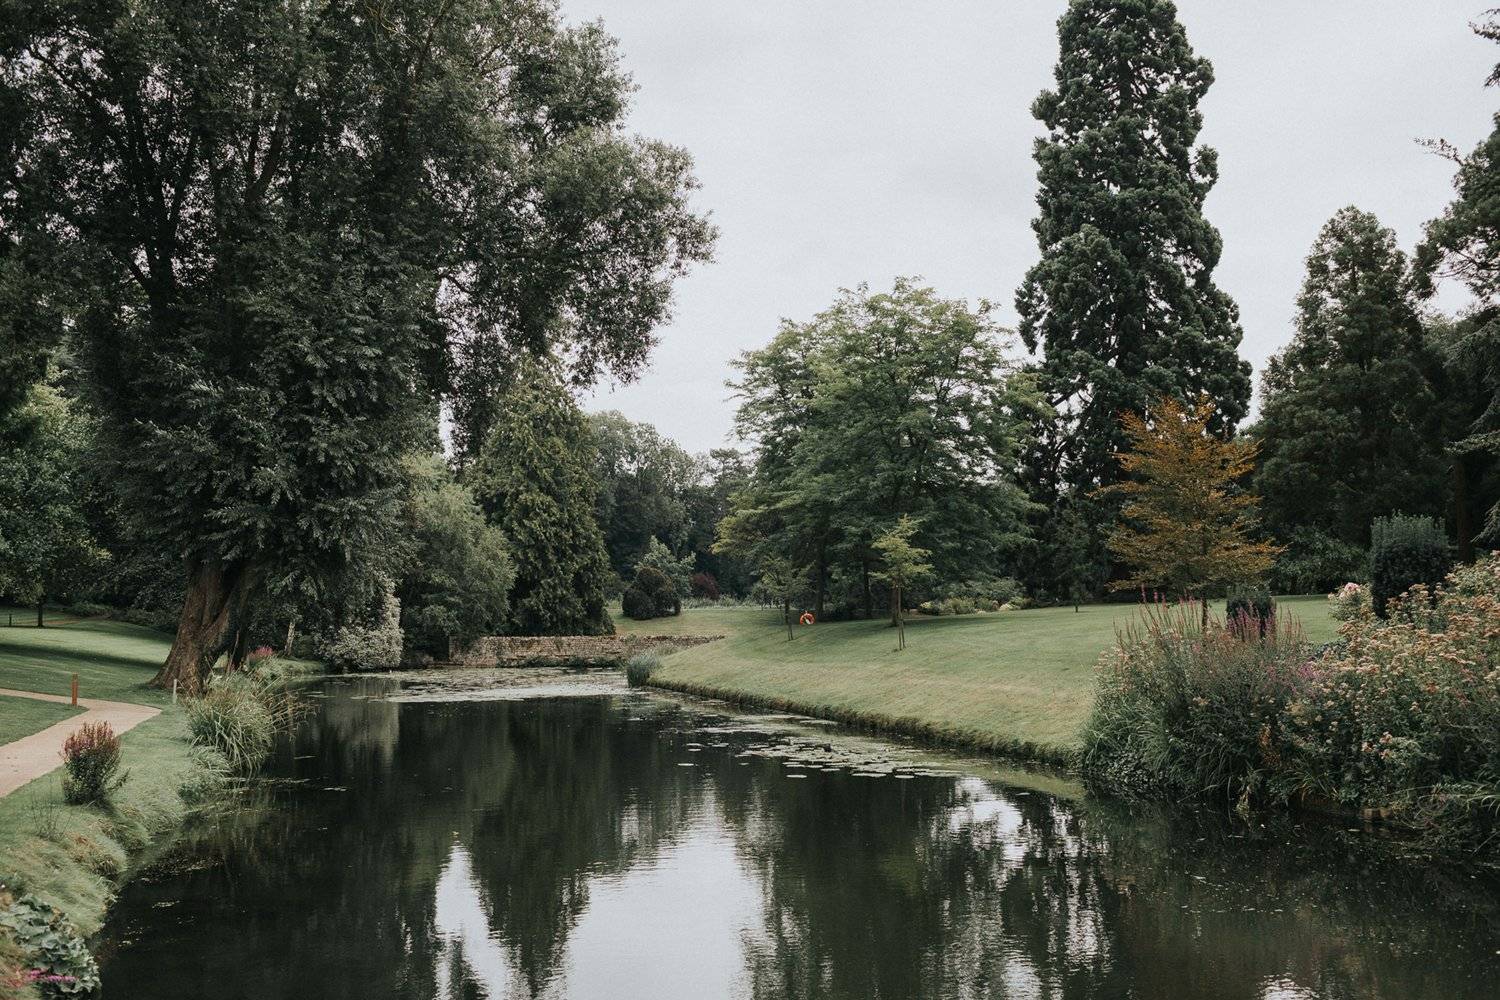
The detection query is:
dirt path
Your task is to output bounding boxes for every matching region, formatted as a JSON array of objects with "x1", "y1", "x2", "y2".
[{"x1": 0, "y1": 687, "x2": 161, "y2": 797}]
